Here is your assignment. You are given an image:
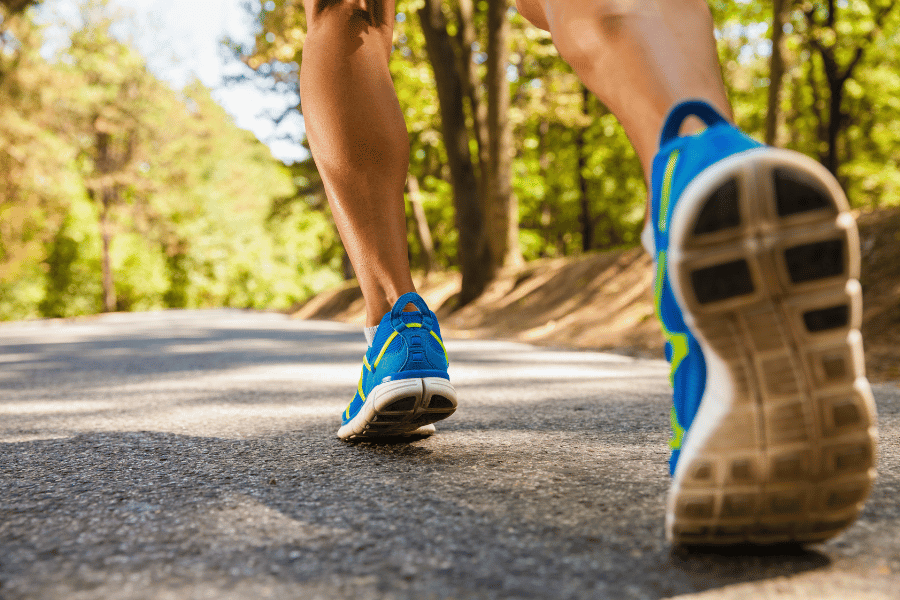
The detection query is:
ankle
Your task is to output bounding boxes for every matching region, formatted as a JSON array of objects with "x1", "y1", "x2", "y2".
[{"x1": 364, "y1": 287, "x2": 419, "y2": 327}]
